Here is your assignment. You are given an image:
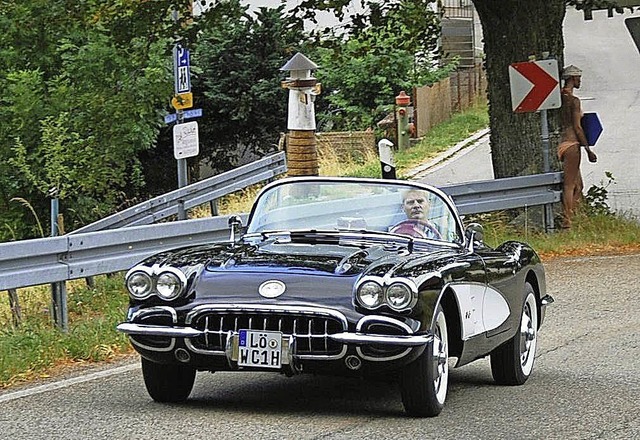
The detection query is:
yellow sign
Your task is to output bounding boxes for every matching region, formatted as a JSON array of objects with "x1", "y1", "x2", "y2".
[{"x1": 172, "y1": 92, "x2": 193, "y2": 110}]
